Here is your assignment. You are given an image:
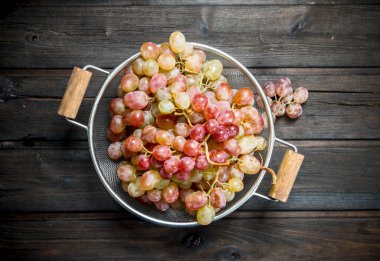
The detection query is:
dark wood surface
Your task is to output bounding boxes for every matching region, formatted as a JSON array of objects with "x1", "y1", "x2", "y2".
[{"x1": 1, "y1": 1, "x2": 380, "y2": 260}]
